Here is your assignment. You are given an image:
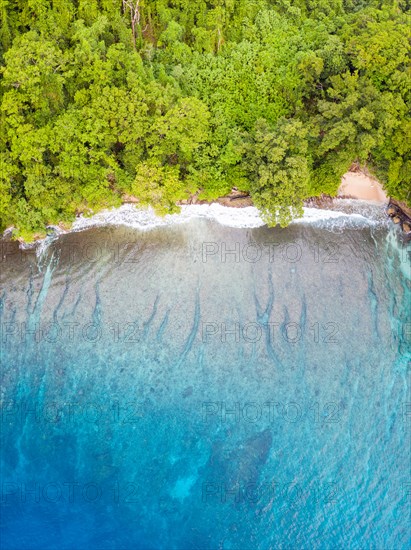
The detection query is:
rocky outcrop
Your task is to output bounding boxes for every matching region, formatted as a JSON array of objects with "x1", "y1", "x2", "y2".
[
  {"x1": 386, "y1": 199, "x2": 411, "y2": 236},
  {"x1": 178, "y1": 188, "x2": 253, "y2": 208}
]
